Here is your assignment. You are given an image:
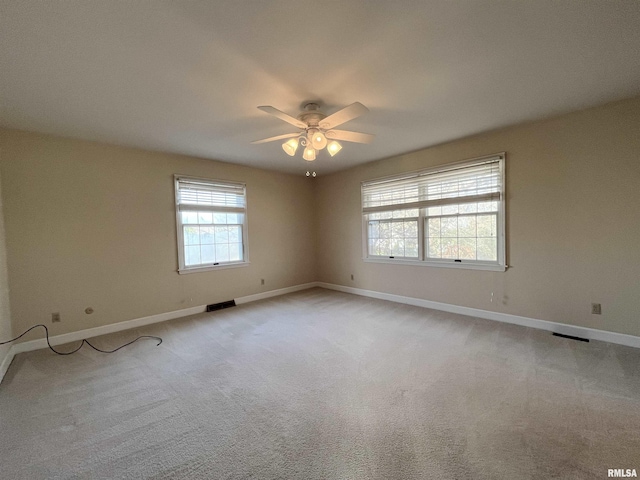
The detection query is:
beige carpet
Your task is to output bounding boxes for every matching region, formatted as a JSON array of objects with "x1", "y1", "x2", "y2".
[{"x1": 1, "y1": 287, "x2": 639, "y2": 479}]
